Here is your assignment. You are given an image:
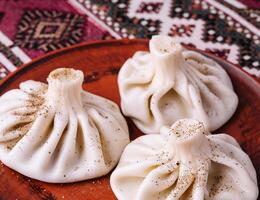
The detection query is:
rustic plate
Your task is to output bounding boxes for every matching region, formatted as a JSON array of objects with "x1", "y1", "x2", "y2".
[{"x1": 0, "y1": 39, "x2": 259, "y2": 200}]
